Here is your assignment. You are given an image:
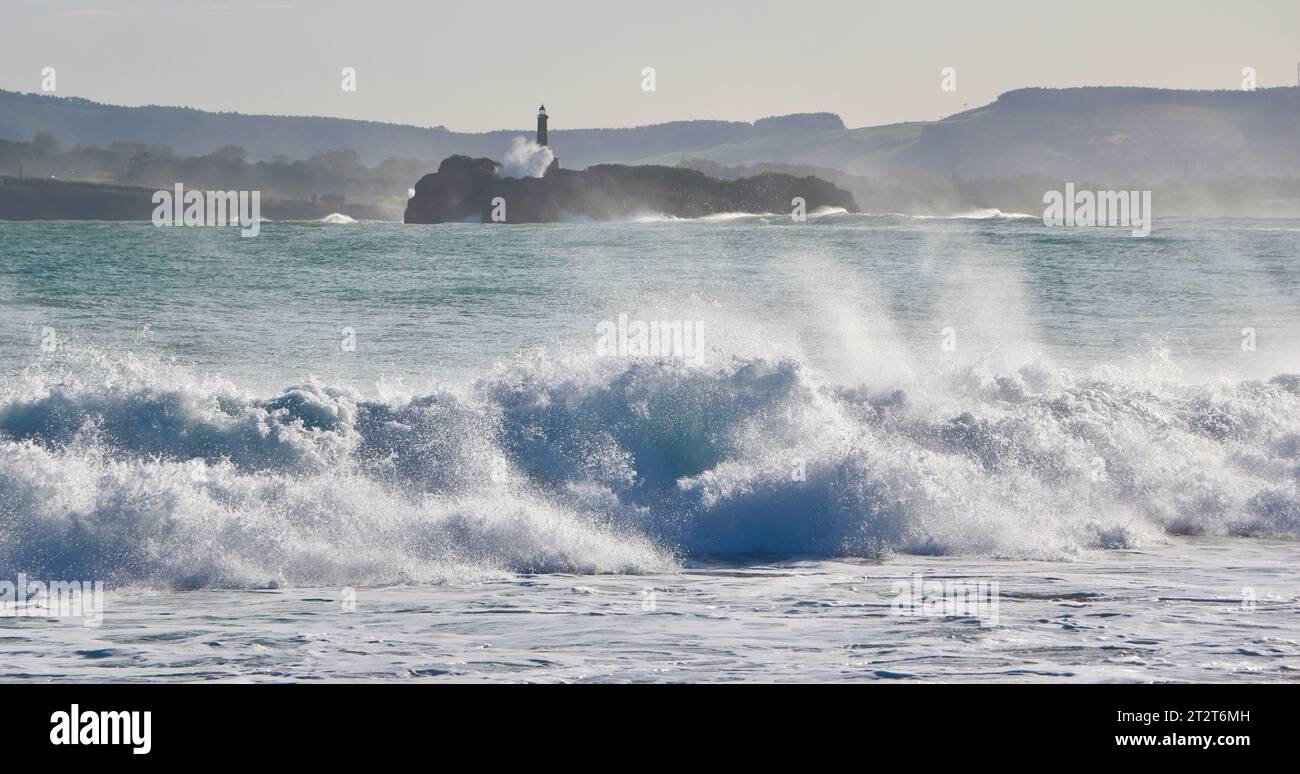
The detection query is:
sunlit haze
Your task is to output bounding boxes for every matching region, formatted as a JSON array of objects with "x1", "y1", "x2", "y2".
[{"x1": 2, "y1": 0, "x2": 1298, "y2": 129}]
